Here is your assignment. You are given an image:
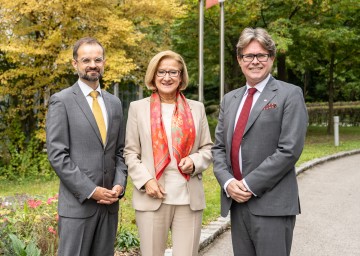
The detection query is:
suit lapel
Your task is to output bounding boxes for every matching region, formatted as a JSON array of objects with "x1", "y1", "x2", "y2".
[
  {"x1": 227, "y1": 87, "x2": 246, "y2": 148},
  {"x1": 72, "y1": 83, "x2": 104, "y2": 145},
  {"x1": 145, "y1": 97, "x2": 151, "y2": 133},
  {"x1": 244, "y1": 78, "x2": 278, "y2": 134}
]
